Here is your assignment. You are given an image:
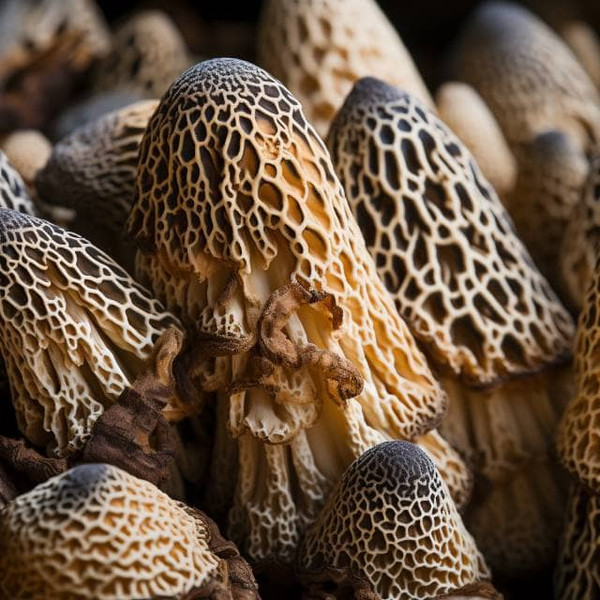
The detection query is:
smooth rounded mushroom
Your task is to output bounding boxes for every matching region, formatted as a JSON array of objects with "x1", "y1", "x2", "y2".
[
  {"x1": 0, "y1": 150, "x2": 37, "y2": 215},
  {"x1": 562, "y1": 20, "x2": 600, "y2": 91},
  {"x1": 127, "y1": 58, "x2": 448, "y2": 565},
  {"x1": 327, "y1": 76, "x2": 575, "y2": 576},
  {"x1": 0, "y1": 463, "x2": 259, "y2": 600},
  {"x1": 0, "y1": 208, "x2": 182, "y2": 458},
  {"x1": 436, "y1": 82, "x2": 517, "y2": 197},
  {"x1": 447, "y1": 1, "x2": 600, "y2": 152},
  {"x1": 298, "y1": 441, "x2": 490, "y2": 600},
  {"x1": 257, "y1": 0, "x2": 433, "y2": 138}
]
